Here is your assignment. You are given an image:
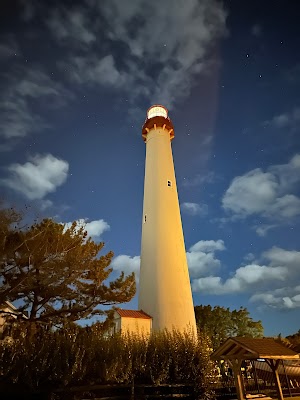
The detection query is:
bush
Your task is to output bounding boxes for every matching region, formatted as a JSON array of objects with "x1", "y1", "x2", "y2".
[{"x1": 0, "y1": 324, "x2": 215, "y2": 397}]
